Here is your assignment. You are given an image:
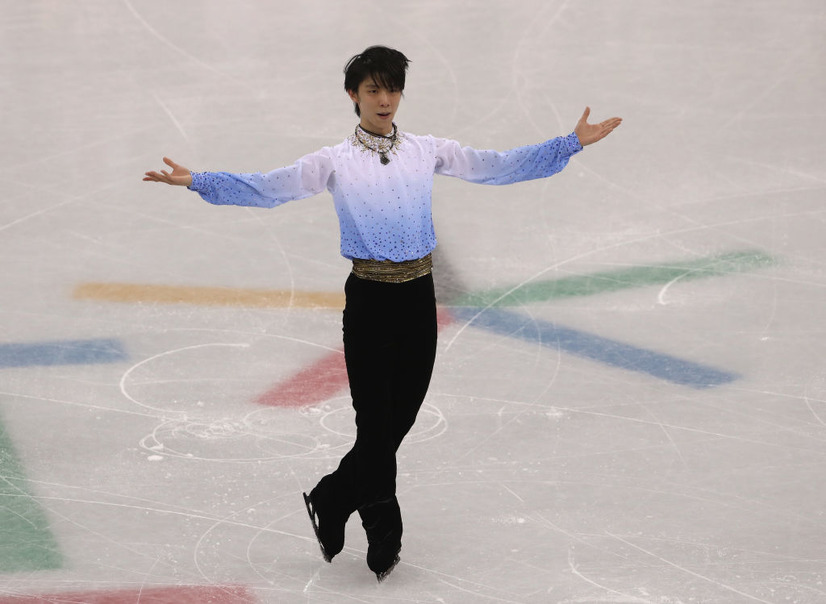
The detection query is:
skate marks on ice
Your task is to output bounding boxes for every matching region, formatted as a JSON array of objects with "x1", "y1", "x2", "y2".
[
  {"x1": 136, "y1": 401, "x2": 447, "y2": 464},
  {"x1": 119, "y1": 338, "x2": 447, "y2": 463},
  {"x1": 120, "y1": 341, "x2": 342, "y2": 463}
]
